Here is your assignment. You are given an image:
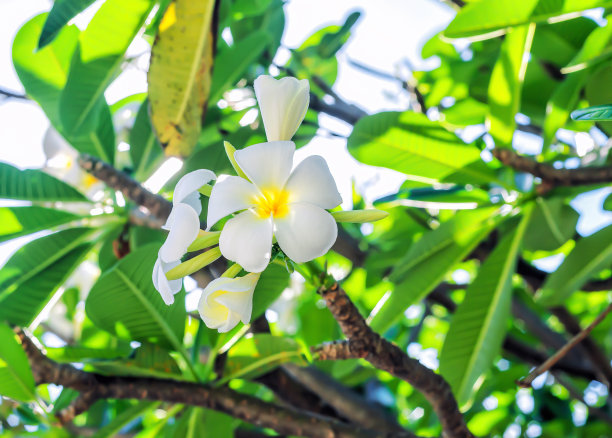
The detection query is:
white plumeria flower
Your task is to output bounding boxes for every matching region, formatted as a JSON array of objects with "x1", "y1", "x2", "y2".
[
  {"x1": 172, "y1": 169, "x2": 216, "y2": 215},
  {"x1": 152, "y1": 258, "x2": 182, "y2": 305},
  {"x1": 159, "y1": 170, "x2": 216, "y2": 263},
  {"x1": 254, "y1": 75, "x2": 309, "y2": 142},
  {"x1": 198, "y1": 273, "x2": 260, "y2": 332},
  {"x1": 207, "y1": 141, "x2": 341, "y2": 273}
]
